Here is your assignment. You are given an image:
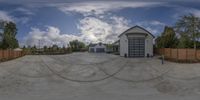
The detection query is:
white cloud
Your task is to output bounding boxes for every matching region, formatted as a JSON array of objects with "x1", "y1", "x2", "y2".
[
  {"x1": 15, "y1": 17, "x2": 30, "y2": 24},
  {"x1": 25, "y1": 15, "x2": 130, "y2": 46},
  {"x1": 0, "y1": 10, "x2": 14, "y2": 22},
  {"x1": 137, "y1": 20, "x2": 165, "y2": 26},
  {"x1": 58, "y1": 1, "x2": 162, "y2": 16},
  {"x1": 57, "y1": 1, "x2": 152, "y2": 43},
  {"x1": 15, "y1": 7, "x2": 34, "y2": 15},
  {"x1": 77, "y1": 16, "x2": 130, "y2": 43},
  {"x1": 186, "y1": 9, "x2": 200, "y2": 18},
  {"x1": 173, "y1": 7, "x2": 200, "y2": 19},
  {"x1": 135, "y1": 20, "x2": 165, "y2": 36},
  {"x1": 146, "y1": 27, "x2": 159, "y2": 34},
  {"x1": 150, "y1": 20, "x2": 165, "y2": 26},
  {"x1": 24, "y1": 1, "x2": 163, "y2": 45},
  {"x1": 24, "y1": 26, "x2": 81, "y2": 47},
  {"x1": 0, "y1": 10, "x2": 31, "y2": 24}
]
